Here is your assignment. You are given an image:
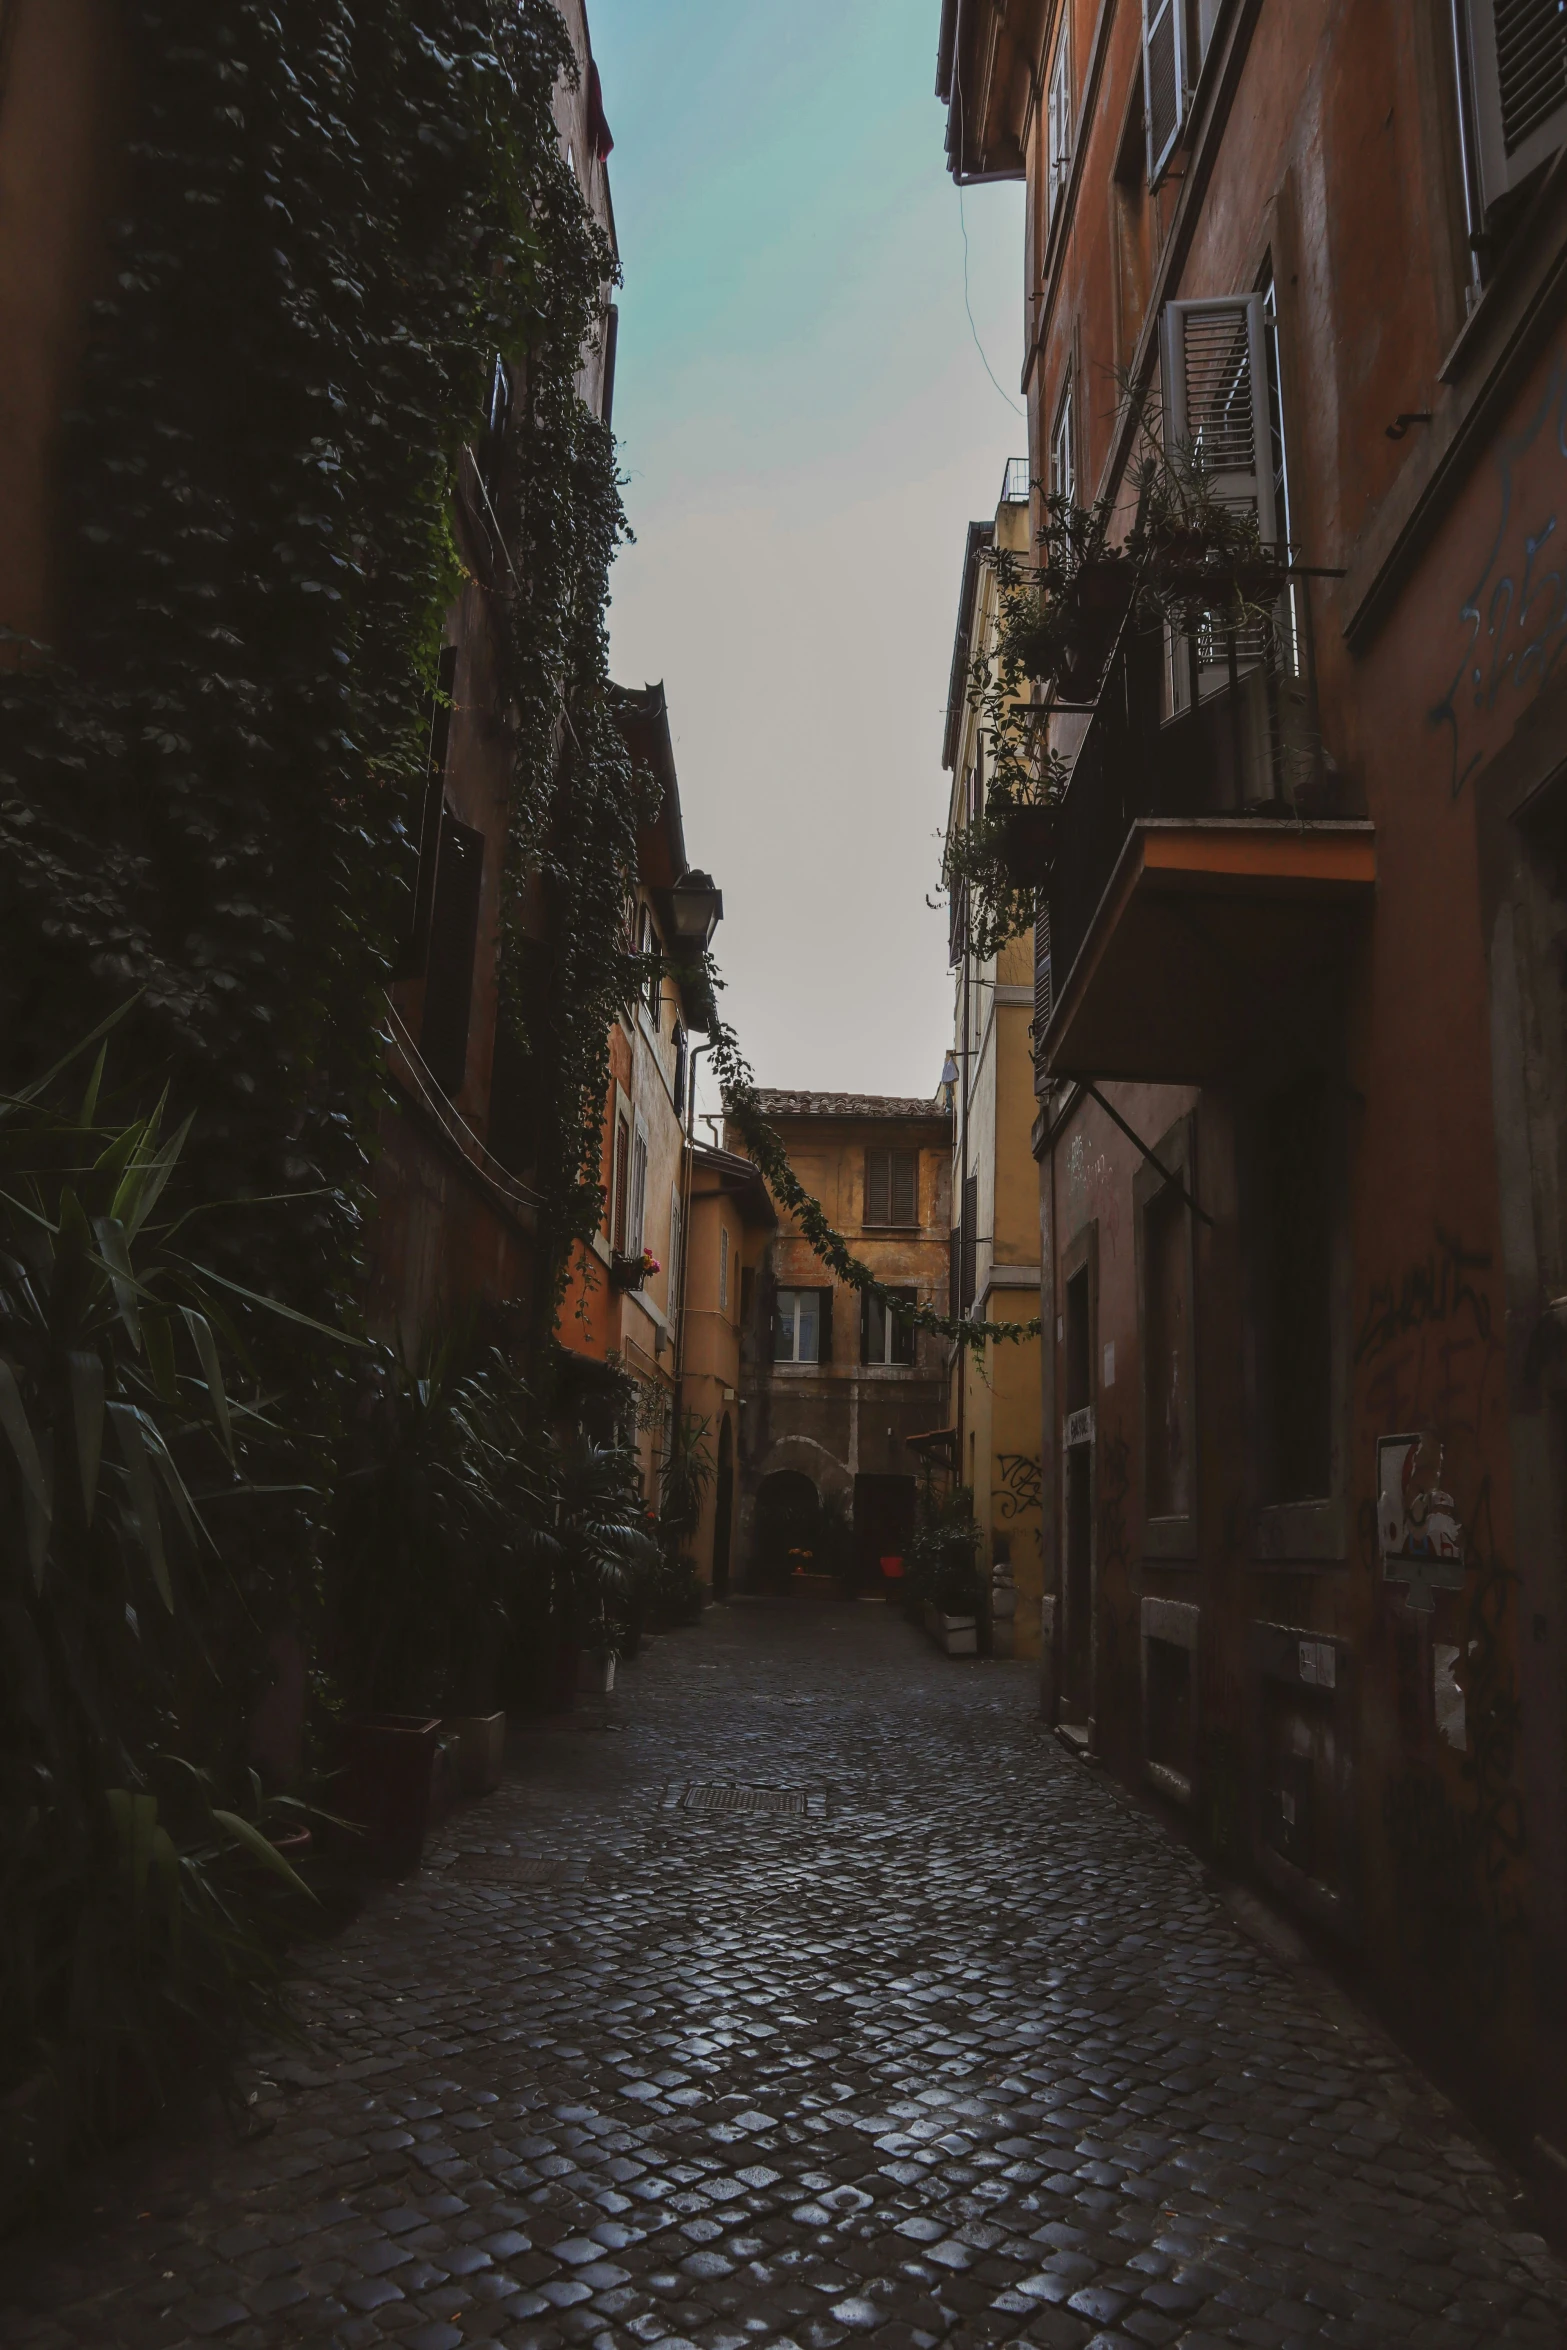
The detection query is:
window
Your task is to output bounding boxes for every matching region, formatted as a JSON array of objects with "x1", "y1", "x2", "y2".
[
  {"x1": 419, "y1": 806, "x2": 484, "y2": 1098},
  {"x1": 629, "y1": 1126, "x2": 648, "y2": 1259},
  {"x1": 1159, "y1": 292, "x2": 1277, "y2": 712},
  {"x1": 862, "y1": 1286, "x2": 917, "y2": 1367},
  {"x1": 1143, "y1": 0, "x2": 1186, "y2": 184},
  {"x1": 1259, "y1": 268, "x2": 1301, "y2": 677},
  {"x1": 719, "y1": 1224, "x2": 730, "y2": 1317},
  {"x1": 775, "y1": 1288, "x2": 828, "y2": 1365},
  {"x1": 611, "y1": 1114, "x2": 631, "y2": 1251},
  {"x1": 961, "y1": 1170, "x2": 978, "y2": 1312},
  {"x1": 1033, "y1": 903, "x2": 1053, "y2": 1066},
  {"x1": 1465, "y1": 0, "x2": 1567, "y2": 210},
  {"x1": 1050, "y1": 381, "x2": 1076, "y2": 505},
  {"x1": 672, "y1": 1022, "x2": 688, "y2": 1120},
  {"x1": 637, "y1": 905, "x2": 661, "y2": 1024},
  {"x1": 1143, "y1": 0, "x2": 1226, "y2": 188},
  {"x1": 1046, "y1": 34, "x2": 1073, "y2": 231},
  {"x1": 864, "y1": 1147, "x2": 918, "y2": 1227}
]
